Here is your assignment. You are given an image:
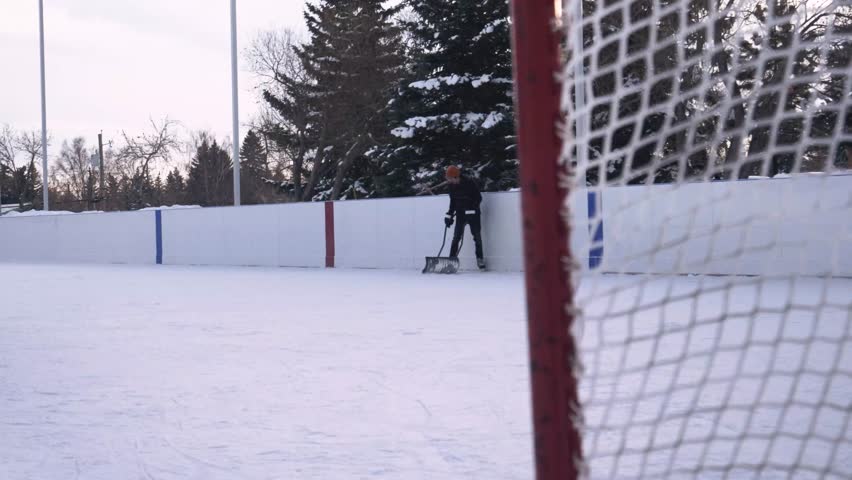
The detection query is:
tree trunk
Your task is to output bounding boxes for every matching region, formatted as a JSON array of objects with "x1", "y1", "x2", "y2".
[
  {"x1": 713, "y1": 2, "x2": 744, "y2": 172},
  {"x1": 301, "y1": 134, "x2": 332, "y2": 201},
  {"x1": 293, "y1": 156, "x2": 303, "y2": 201},
  {"x1": 330, "y1": 138, "x2": 364, "y2": 200},
  {"x1": 301, "y1": 154, "x2": 326, "y2": 201},
  {"x1": 293, "y1": 135, "x2": 306, "y2": 201}
]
